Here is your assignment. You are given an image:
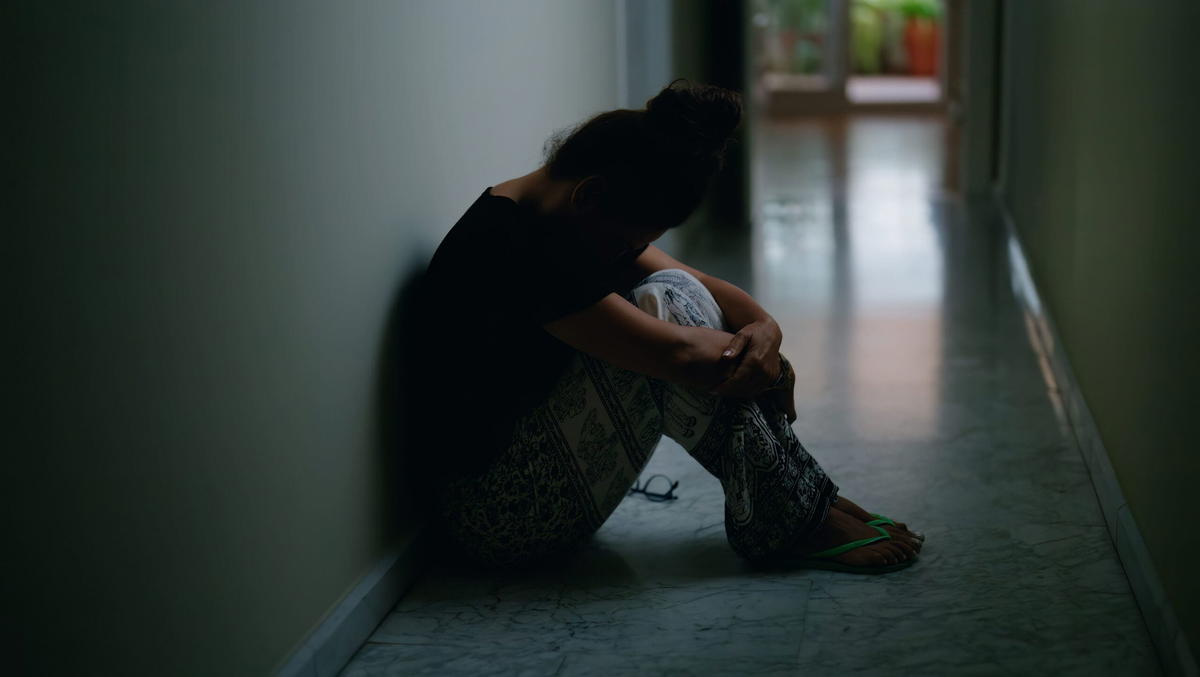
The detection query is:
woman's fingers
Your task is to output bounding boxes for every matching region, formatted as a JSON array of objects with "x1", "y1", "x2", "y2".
[
  {"x1": 713, "y1": 333, "x2": 751, "y2": 390},
  {"x1": 721, "y1": 331, "x2": 749, "y2": 360},
  {"x1": 712, "y1": 326, "x2": 783, "y2": 398},
  {"x1": 712, "y1": 352, "x2": 772, "y2": 397}
]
